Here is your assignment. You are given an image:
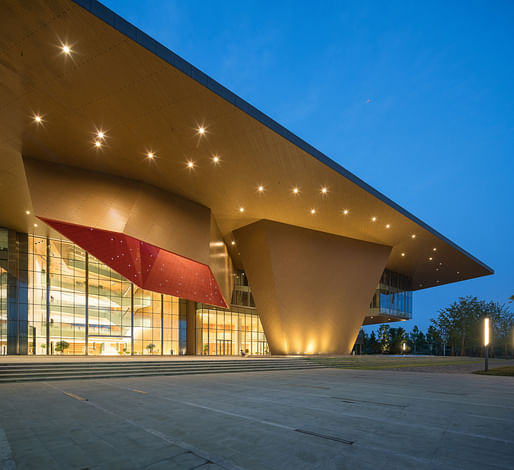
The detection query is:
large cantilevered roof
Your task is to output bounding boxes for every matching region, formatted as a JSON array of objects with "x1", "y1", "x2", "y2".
[{"x1": 0, "y1": 0, "x2": 493, "y2": 290}]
